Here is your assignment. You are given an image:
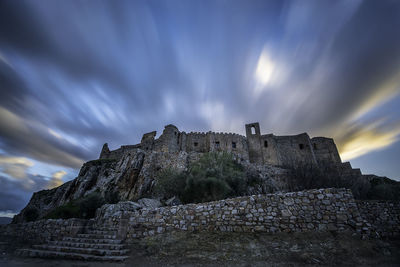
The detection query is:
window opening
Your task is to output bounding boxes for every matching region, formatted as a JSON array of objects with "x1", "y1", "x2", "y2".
[
  {"x1": 264, "y1": 140, "x2": 268, "y2": 148},
  {"x1": 232, "y1": 142, "x2": 236, "y2": 148},
  {"x1": 313, "y1": 143, "x2": 317, "y2": 150},
  {"x1": 299, "y1": 144, "x2": 304, "y2": 150},
  {"x1": 194, "y1": 142, "x2": 198, "y2": 147},
  {"x1": 215, "y1": 141, "x2": 220, "y2": 148},
  {"x1": 251, "y1": 126, "x2": 256, "y2": 135}
]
